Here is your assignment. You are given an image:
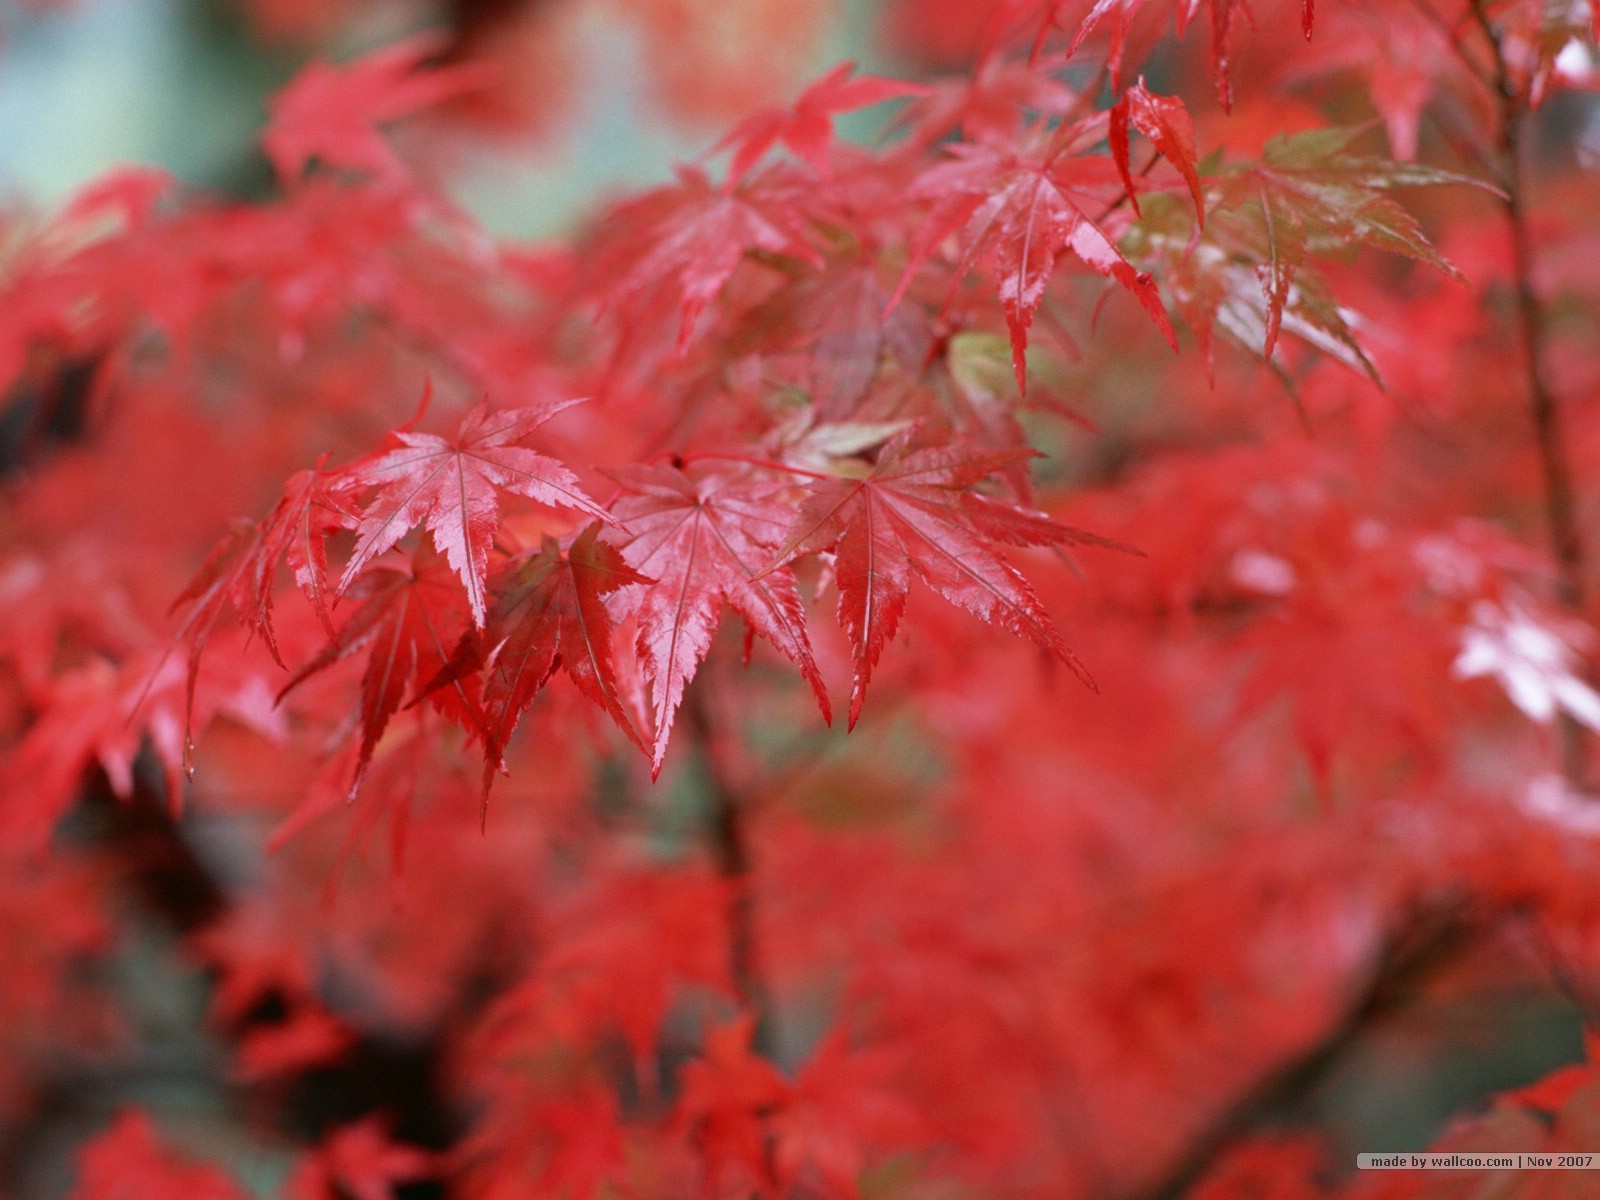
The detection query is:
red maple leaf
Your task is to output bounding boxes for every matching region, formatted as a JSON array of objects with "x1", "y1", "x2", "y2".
[
  {"x1": 70, "y1": 1110, "x2": 250, "y2": 1200},
  {"x1": 715, "y1": 60, "x2": 928, "y2": 187},
  {"x1": 1064, "y1": 0, "x2": 1303, "y2": 107},
  {"x1": 675, "y1": 1014, "x2": 792, "y2": 1198},
  {"x1": 519, "y1": 1090, "x2": 629, "y2": 1200},
  {"x1": 338, "y1": 399, "x2": 615, "y2": 627},
  {"x1": 1, "y1": 645, "x2": 284, "y2": 848},
  {"x1": 892, "y1": 131, "x2": 1174, "y2": 395},
  {"x1": 896, "y1": 54, "x2": 1081, "y2": 147},
  {"x1": 231, "y1": 1003, "x2": 357, "y2": 1082},
  {"x1": 458, "y1": 1086, "x2": 628, "y2": 1200},
  {"x1": 433, "y1": 523, "x2": 652, "y2": 792},
  {"x1": 1283, "y1": 8, "x2": 1452, "y2": 161},
  {"x1": 284, "y1": 1118, "x2": 435, "y2": 1200},
  {"x1": 170, "y1": 455, "x2": 359, "y2": 749},
  {"x1": 765, "y1": 433, "x2": 1106, "y2": 727},
  {"x1": 262, "y1": 34, "x2": 487, "y2": 184},
  {"x1": 530, "y1": 865, "x2": 737, "y2": 1060},
  {"x1": 287, "y1": 546, "x2": 482, "y2": 799},
  {"x1": 1110, "y1": 77, "x2": 1204, "y2": 221},
  {"x1": 599, "y1": 167, "x2": 821, "y2": 359},
  {"x1": 735, "y1": 256, "x2": 934, "y2": 420},
  {"x1": 605, "y1": 462, "x2": 831, "y2": 776},
  {"x1": 1206, "y1": 128, "x2": 1476, "y2": 360},
  {"x1": 771, "y1": 1030, "x2": 926, "y2": 1199}
]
